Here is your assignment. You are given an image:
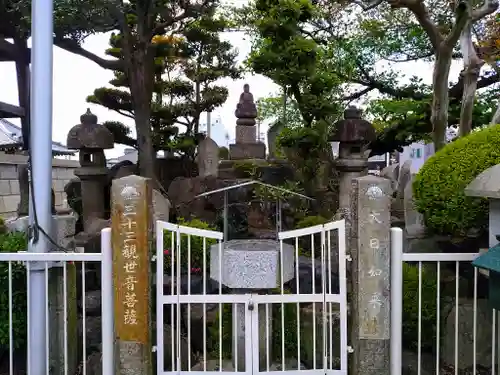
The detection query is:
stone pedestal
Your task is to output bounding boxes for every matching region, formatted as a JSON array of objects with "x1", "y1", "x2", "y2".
[
  {"x1": 210, "y1": 239, "x2": 294, "y2": 370},
  {"x1": 229, "y1": 143, "x2": 266, "y2": 160},
  {"x1": 236, "y1": 125, "x2": 256, "y2": 144},
  {"x1": 75, "y1": 168, "x2": 108, "y2": 230}
]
